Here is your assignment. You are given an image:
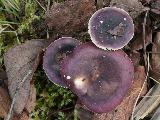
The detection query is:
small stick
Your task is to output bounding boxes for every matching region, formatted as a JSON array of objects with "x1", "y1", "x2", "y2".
[
  {"x1": 35, "y1": 0, "x2": 46, "y2": 11},
  {"x1": 143, "y1": 10, "x2": 149, "y2": 72},
  {"x1": 6, "y1": 70, "x2": 32, "y2": 120},
  {"x1": 47, "y1": 0, "x2": 51, "y2": 11},
  {"x1": 149, "y1": 77, "x2": 160, "y2": 85},
  {"x1": 142, "y1": 95, "x2": 160, "y2": 98},
  {"x1": 147, "y1": 52, "x2": 160, "y2": 54}
]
